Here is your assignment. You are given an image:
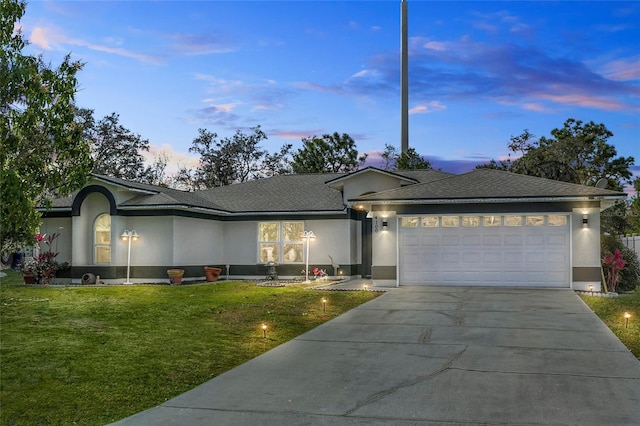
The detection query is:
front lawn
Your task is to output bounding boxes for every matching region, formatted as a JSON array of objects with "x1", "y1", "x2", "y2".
[
  {"x1": 579, "y1": 291, "x2": 640, "y2": 360},
  {"x1": 0, "y1": 270, "x2": 380, "y2": 425}
]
